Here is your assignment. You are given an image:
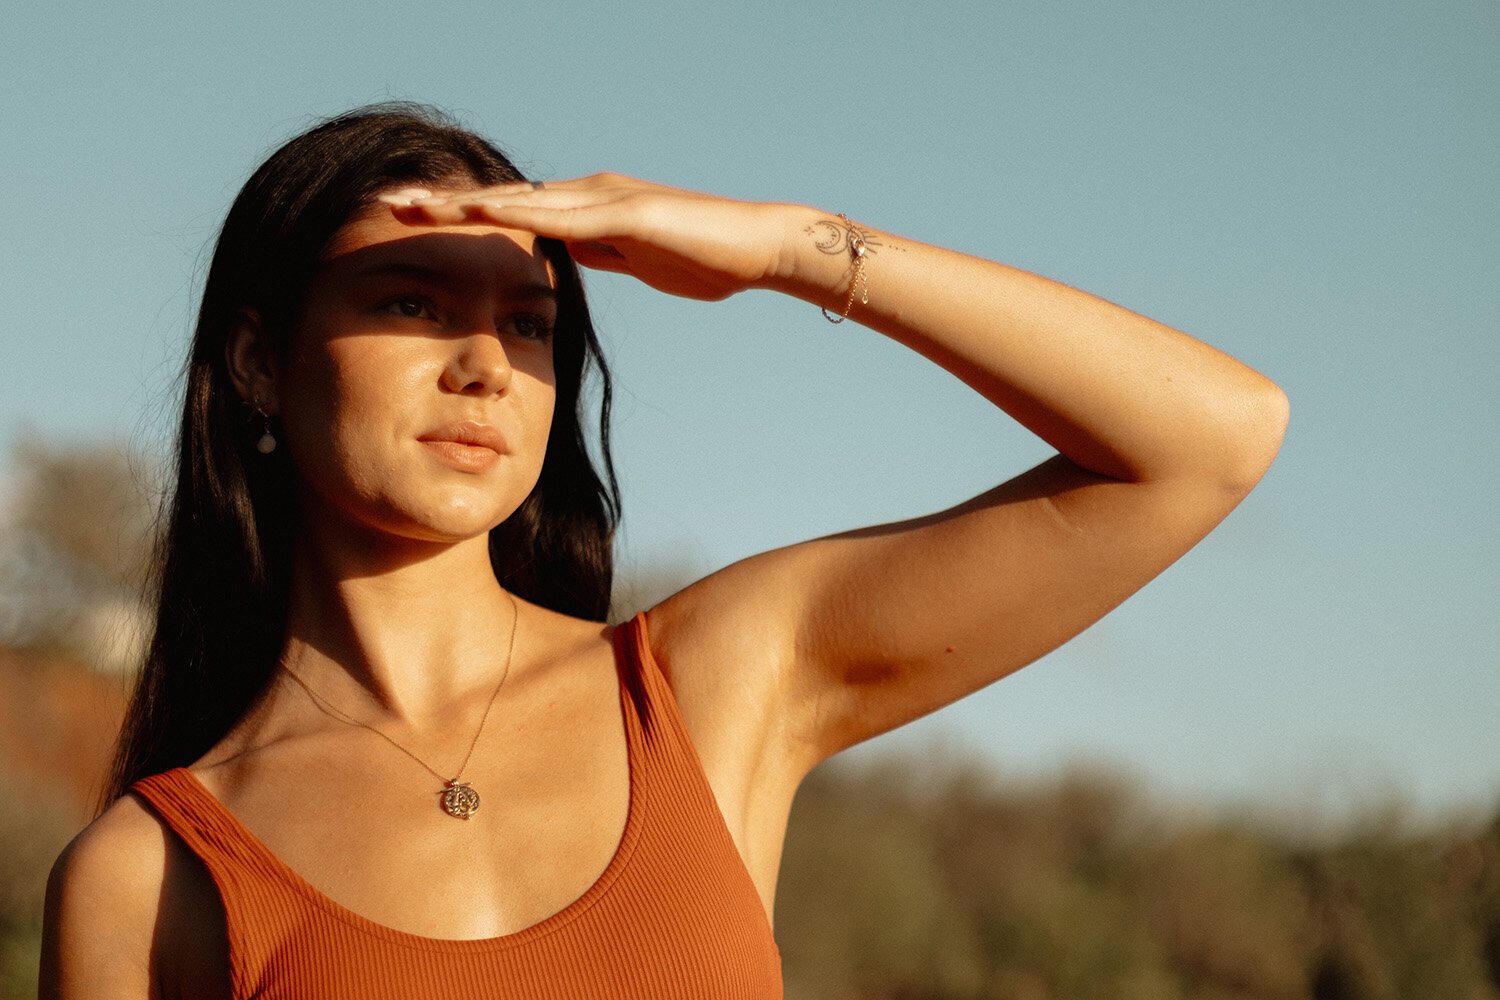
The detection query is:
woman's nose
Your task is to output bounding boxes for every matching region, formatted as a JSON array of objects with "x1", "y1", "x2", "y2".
[{"x1": 441, "y1": 331, "x2": 513, "y2": 396}]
